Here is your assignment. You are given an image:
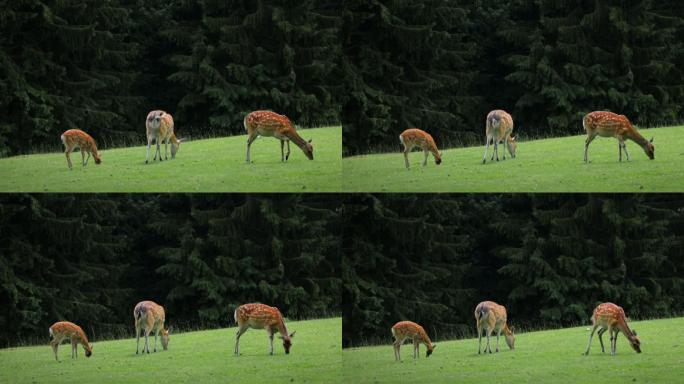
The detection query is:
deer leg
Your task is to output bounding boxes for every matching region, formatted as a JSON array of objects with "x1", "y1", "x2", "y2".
[
  {"x1": 144, "y1": 329, "x2": 150, "y2": 354},
  {"x1": 85, "y1": 152, "x2": 91, "y2": 166},
  {"x1": 598, "y1": 327, "x2": 606, "y2": 353},
  {"x1": 246, "y1": 133, "x2": 258, "y2": 163},
  {"x1": 286, "y1": 140, "x2": 291, "y2": 161},
  {"x1": 281, "y1": 140, "x2": 285, "y2": 162},
  {"x1": 154, "y1": 328, "x2": 158, "y2": 352},
  {"x1": 71, "y1": 339, "x2": 76, "y2": 358},
  {"x1": 413, "y1": 338, "x2": 419, "y2": 359},
  {"x1": 486, "y1": 329, "x2": 493, "y2": 353},
  {"x1": 393, "y1": 337, "x2": 405, "y2": 361},
  {"x1": 502, "y1": 136, "x2": 507, "y2": 160},
  {"x1": 584, "y1": 133, "x2": 597, "y2": 163},
  {"x1": 496, "y1": 329, "x2": 501, "y2": 352},
  {"x1": 610, "y1": 328, "x2": 618, "y2": 355},
  {"x1": 268, "y1": 328, "x2": 275, "y2": 355},
  {"x1": 157, "y1": 140, "x2": 163, "y2": 162},
  {"x1": 482, "y1": 136, "x2": 491, "y2": 164},
  {"x1": 145, "y1": 137, "x2": 152, "y2": 164},
  {"x1": 65, "y1": 148, "x2": 73, "y2": 170},
  {"x1": 478, "y1": 326, "x2": 482, "y2": 354},
  {"x1": 81, "y1": 150, "x2": 86, "y2": 166},
  {"x1": 584, "y1": 324, "x2": 599, "y2": 355},
  {"x1": 403, "y1": 146, "x2": 411, "y2": 169},
  {"x1": 622, "y1": 141, "x2": 631, "y2": 161},
  {"x1": 235, "y1": 325, "x2": 248, "y2": 355},
  {"x1": 136, "y1": 326, "x2": 140, "y2": 354},
  {"x1": 164, "y1": 139, "x2": 169, "y2": 160},
  {"x1": 51, "y1": 338, "x2": 61, "y2": 361}
]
